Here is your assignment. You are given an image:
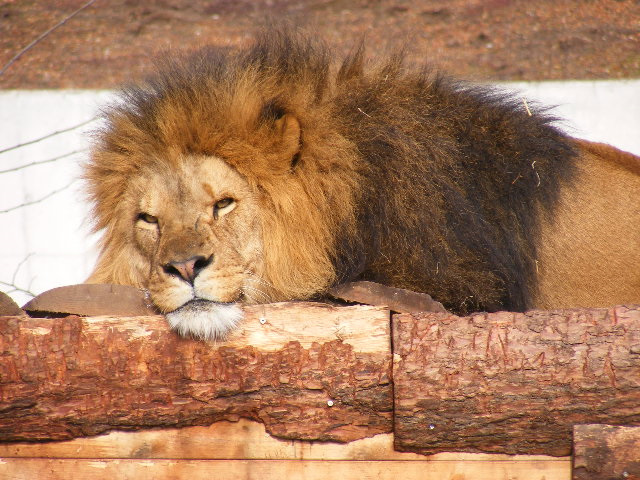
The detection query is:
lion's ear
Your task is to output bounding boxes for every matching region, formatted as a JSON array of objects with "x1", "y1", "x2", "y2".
[{"x1": 274, "y1": 114, "x2": 301, "y2": 167}]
